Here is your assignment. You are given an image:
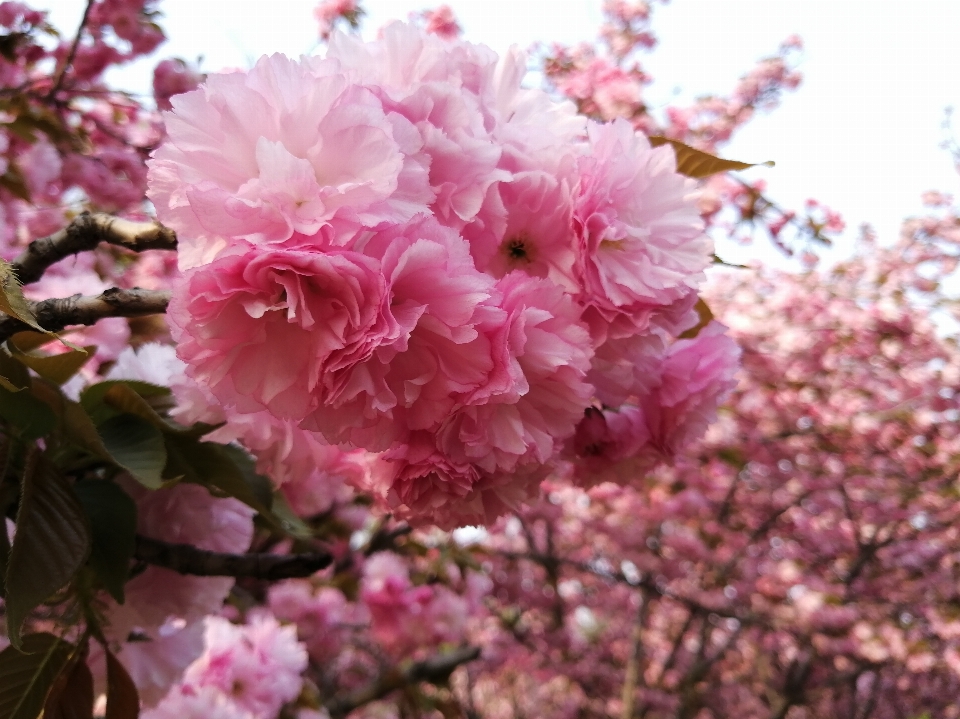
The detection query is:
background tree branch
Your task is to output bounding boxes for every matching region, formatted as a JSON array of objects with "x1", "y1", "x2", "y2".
[
  {"x1": 134, "y1": 535, "x2": 334, "y2": 580},
  {"x1": 325, "y1": 645, "x2": 482, "y2": 718},
  {"x1": 12, "y1": 212, "x2": 178, "y2": 286}
]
